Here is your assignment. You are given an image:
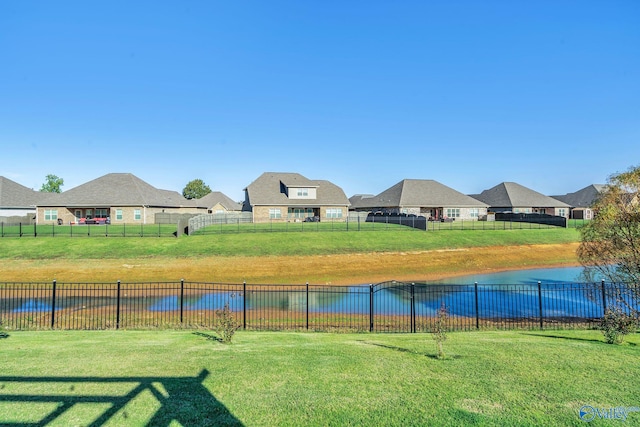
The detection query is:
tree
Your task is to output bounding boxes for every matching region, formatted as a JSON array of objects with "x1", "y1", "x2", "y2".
[
  {"x1": 40, "y1": 174, "x2": 64, "y2": 193},
  {"x1": 182, "y1": 179, "x2": 212, "y2": 200},
  {"x1": 577, "y1": 165, "x2": 640, "y2": 321},
  {"x1": 578, "y1": 165, "x2": 640, "y2": 285}
]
